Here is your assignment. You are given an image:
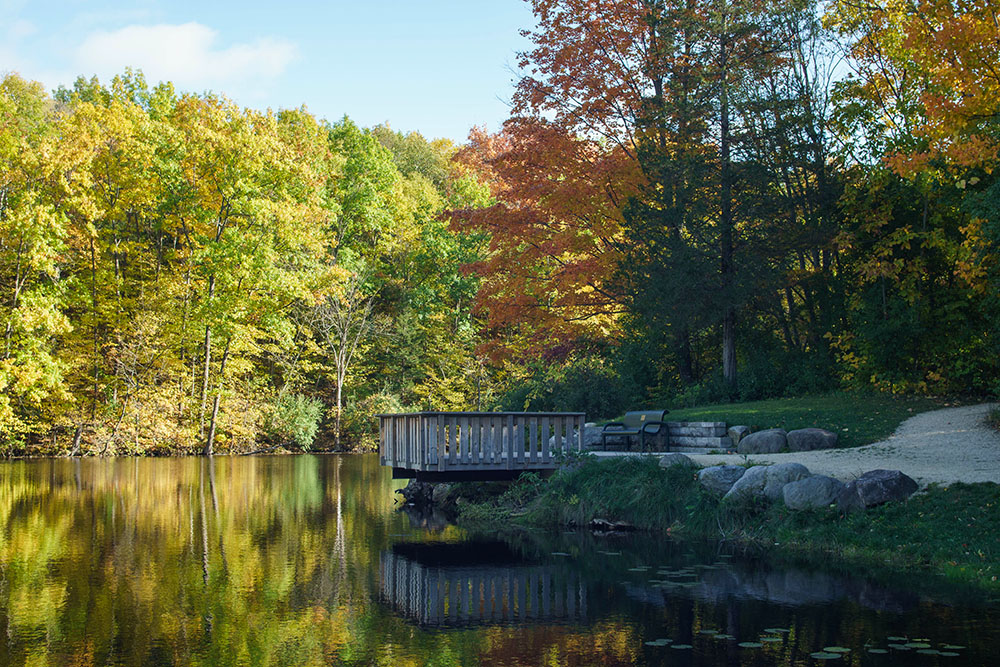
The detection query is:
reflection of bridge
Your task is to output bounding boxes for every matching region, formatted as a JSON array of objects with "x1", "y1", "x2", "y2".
[
  {"x1": 379, "y1": 412, "x2": 584, "y2": 481},
  {"x1": 379, "y1": 542, "x2": 588, "y2": 626}
]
